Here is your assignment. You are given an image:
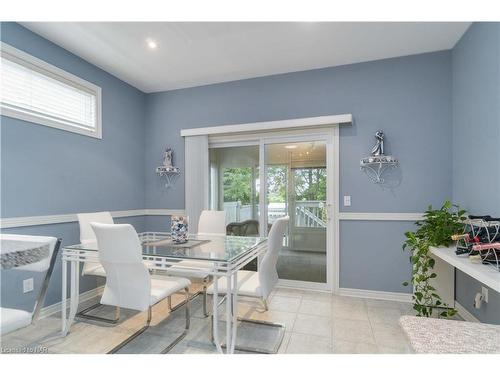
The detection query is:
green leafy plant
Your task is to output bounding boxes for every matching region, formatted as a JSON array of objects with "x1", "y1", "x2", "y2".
[{"x1": 402, "y1": 200, "x2": 466, "y2": 318}]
